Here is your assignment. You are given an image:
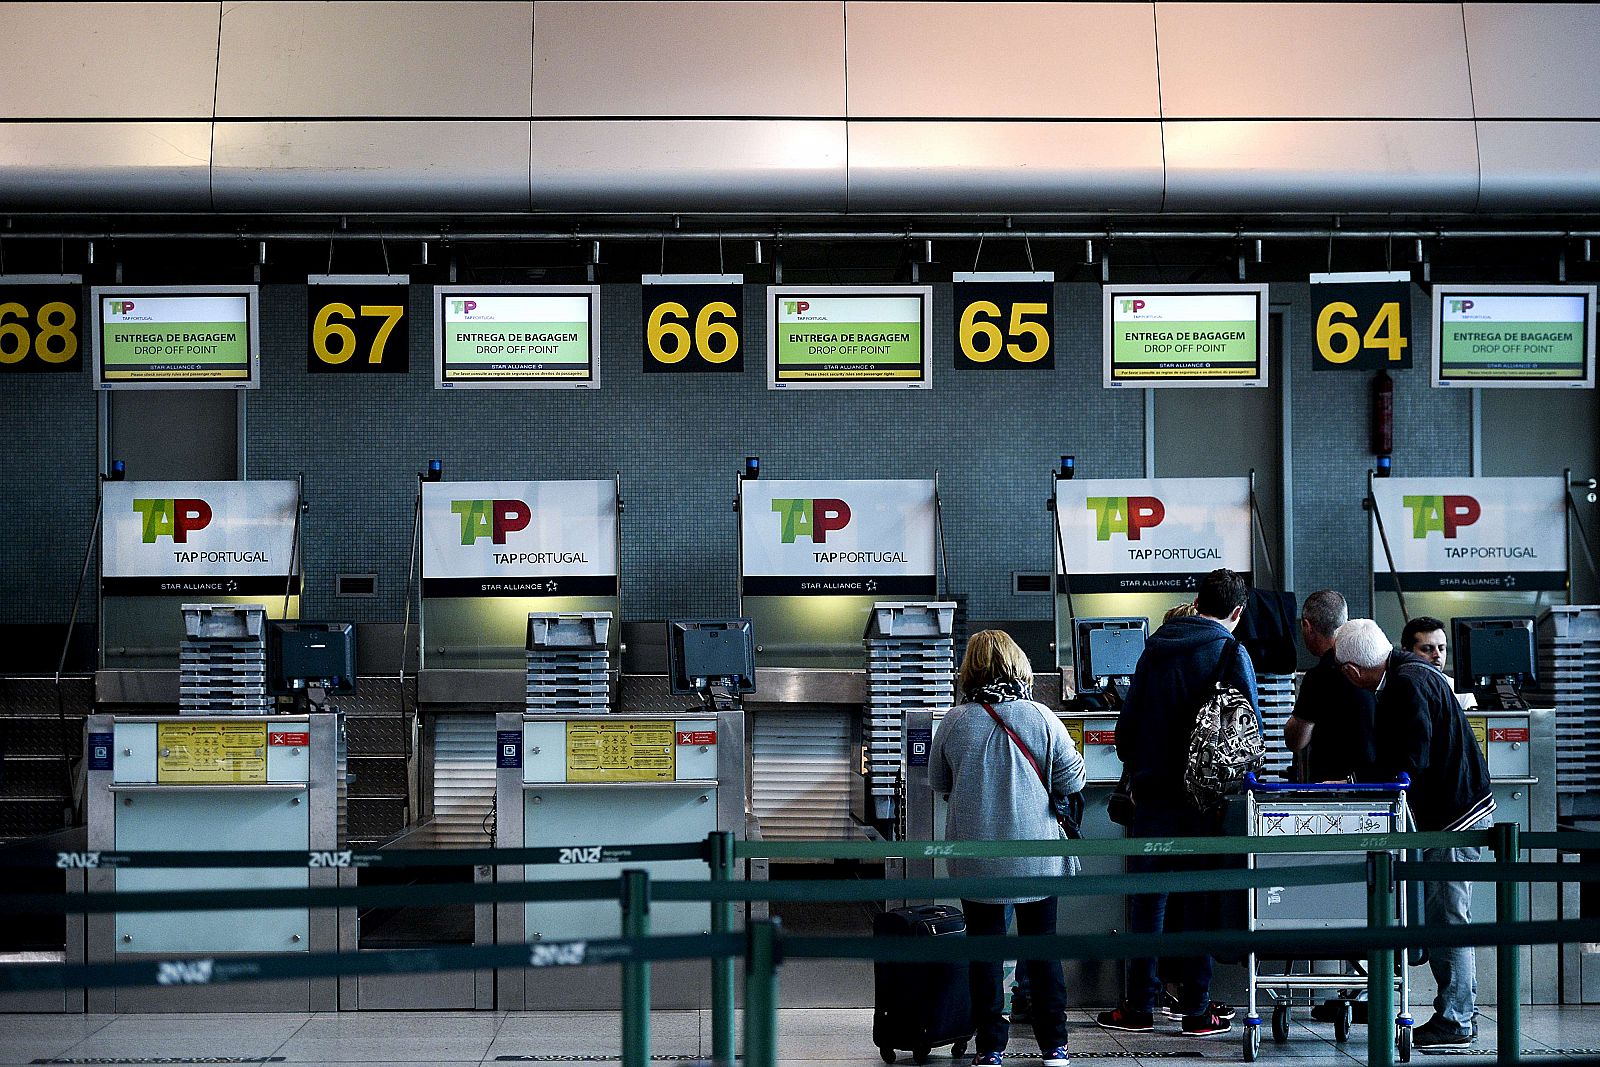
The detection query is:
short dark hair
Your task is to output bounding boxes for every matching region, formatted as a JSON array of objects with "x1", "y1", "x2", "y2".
[
  {"x1": 1196, "y1": 568, "x2": 1249, "y2": 619},
  {"x1": 1301, "y1": 589, "x2": 1349, "y2": 639},
  {"x1": 1402, "y1": 616, "x2": 1447, "y2": 648}
]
